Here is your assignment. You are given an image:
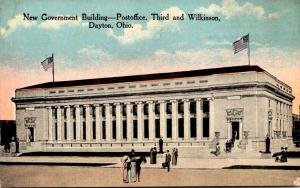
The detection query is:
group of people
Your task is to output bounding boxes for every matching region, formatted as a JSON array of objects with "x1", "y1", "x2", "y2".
[
  {"x1": 275, "y1": 147, "x2": 288, "y2": 163},
  {"x1": 121, "y1": 149, "x2": 147, "y2": 183},
  {"x1": 3, "y1": 137, "x2": 19, "y2": 155},
  {"x1": 161, "y1": 148, "x2": 178, "y2": 172}
]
